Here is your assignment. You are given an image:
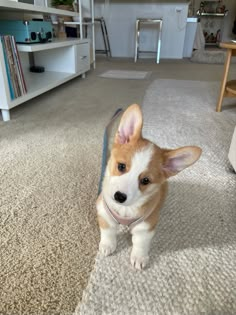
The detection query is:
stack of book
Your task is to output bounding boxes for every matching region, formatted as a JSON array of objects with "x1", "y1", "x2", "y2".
[{"x1": 0, "y1": 35, "x2": 27, "y2": 100}]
